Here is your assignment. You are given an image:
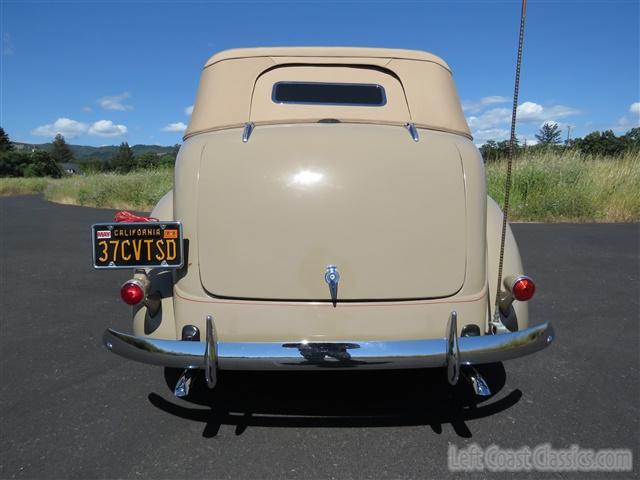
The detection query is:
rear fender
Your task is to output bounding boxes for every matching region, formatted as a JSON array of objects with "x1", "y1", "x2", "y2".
[
  {"x1": 150, "y1": 190, "x2": 173, "y2": 221},
  {"x1": 132, "y1": 190, "x2": 178, "y2": 339},
  {"x1": 486, "y1": 196, "x2": 529, "y2": 330}
]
